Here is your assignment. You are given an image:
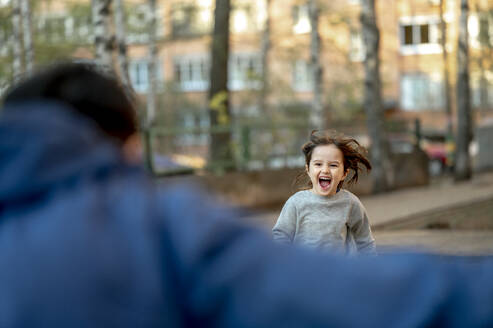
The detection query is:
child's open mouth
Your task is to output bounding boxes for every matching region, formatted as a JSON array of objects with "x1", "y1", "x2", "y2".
[{"x1": 319, "y1": 177, "x2": 332, "y2": 190}]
